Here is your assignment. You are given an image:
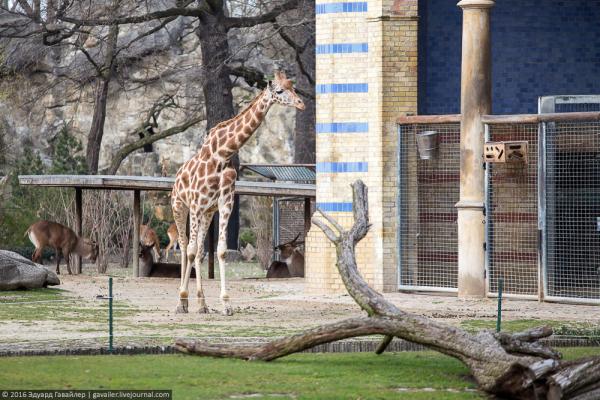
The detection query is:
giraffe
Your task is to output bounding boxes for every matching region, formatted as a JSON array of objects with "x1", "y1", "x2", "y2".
[{"x1": 171, "y1": 71, "x2": 305, "y2": 315}]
